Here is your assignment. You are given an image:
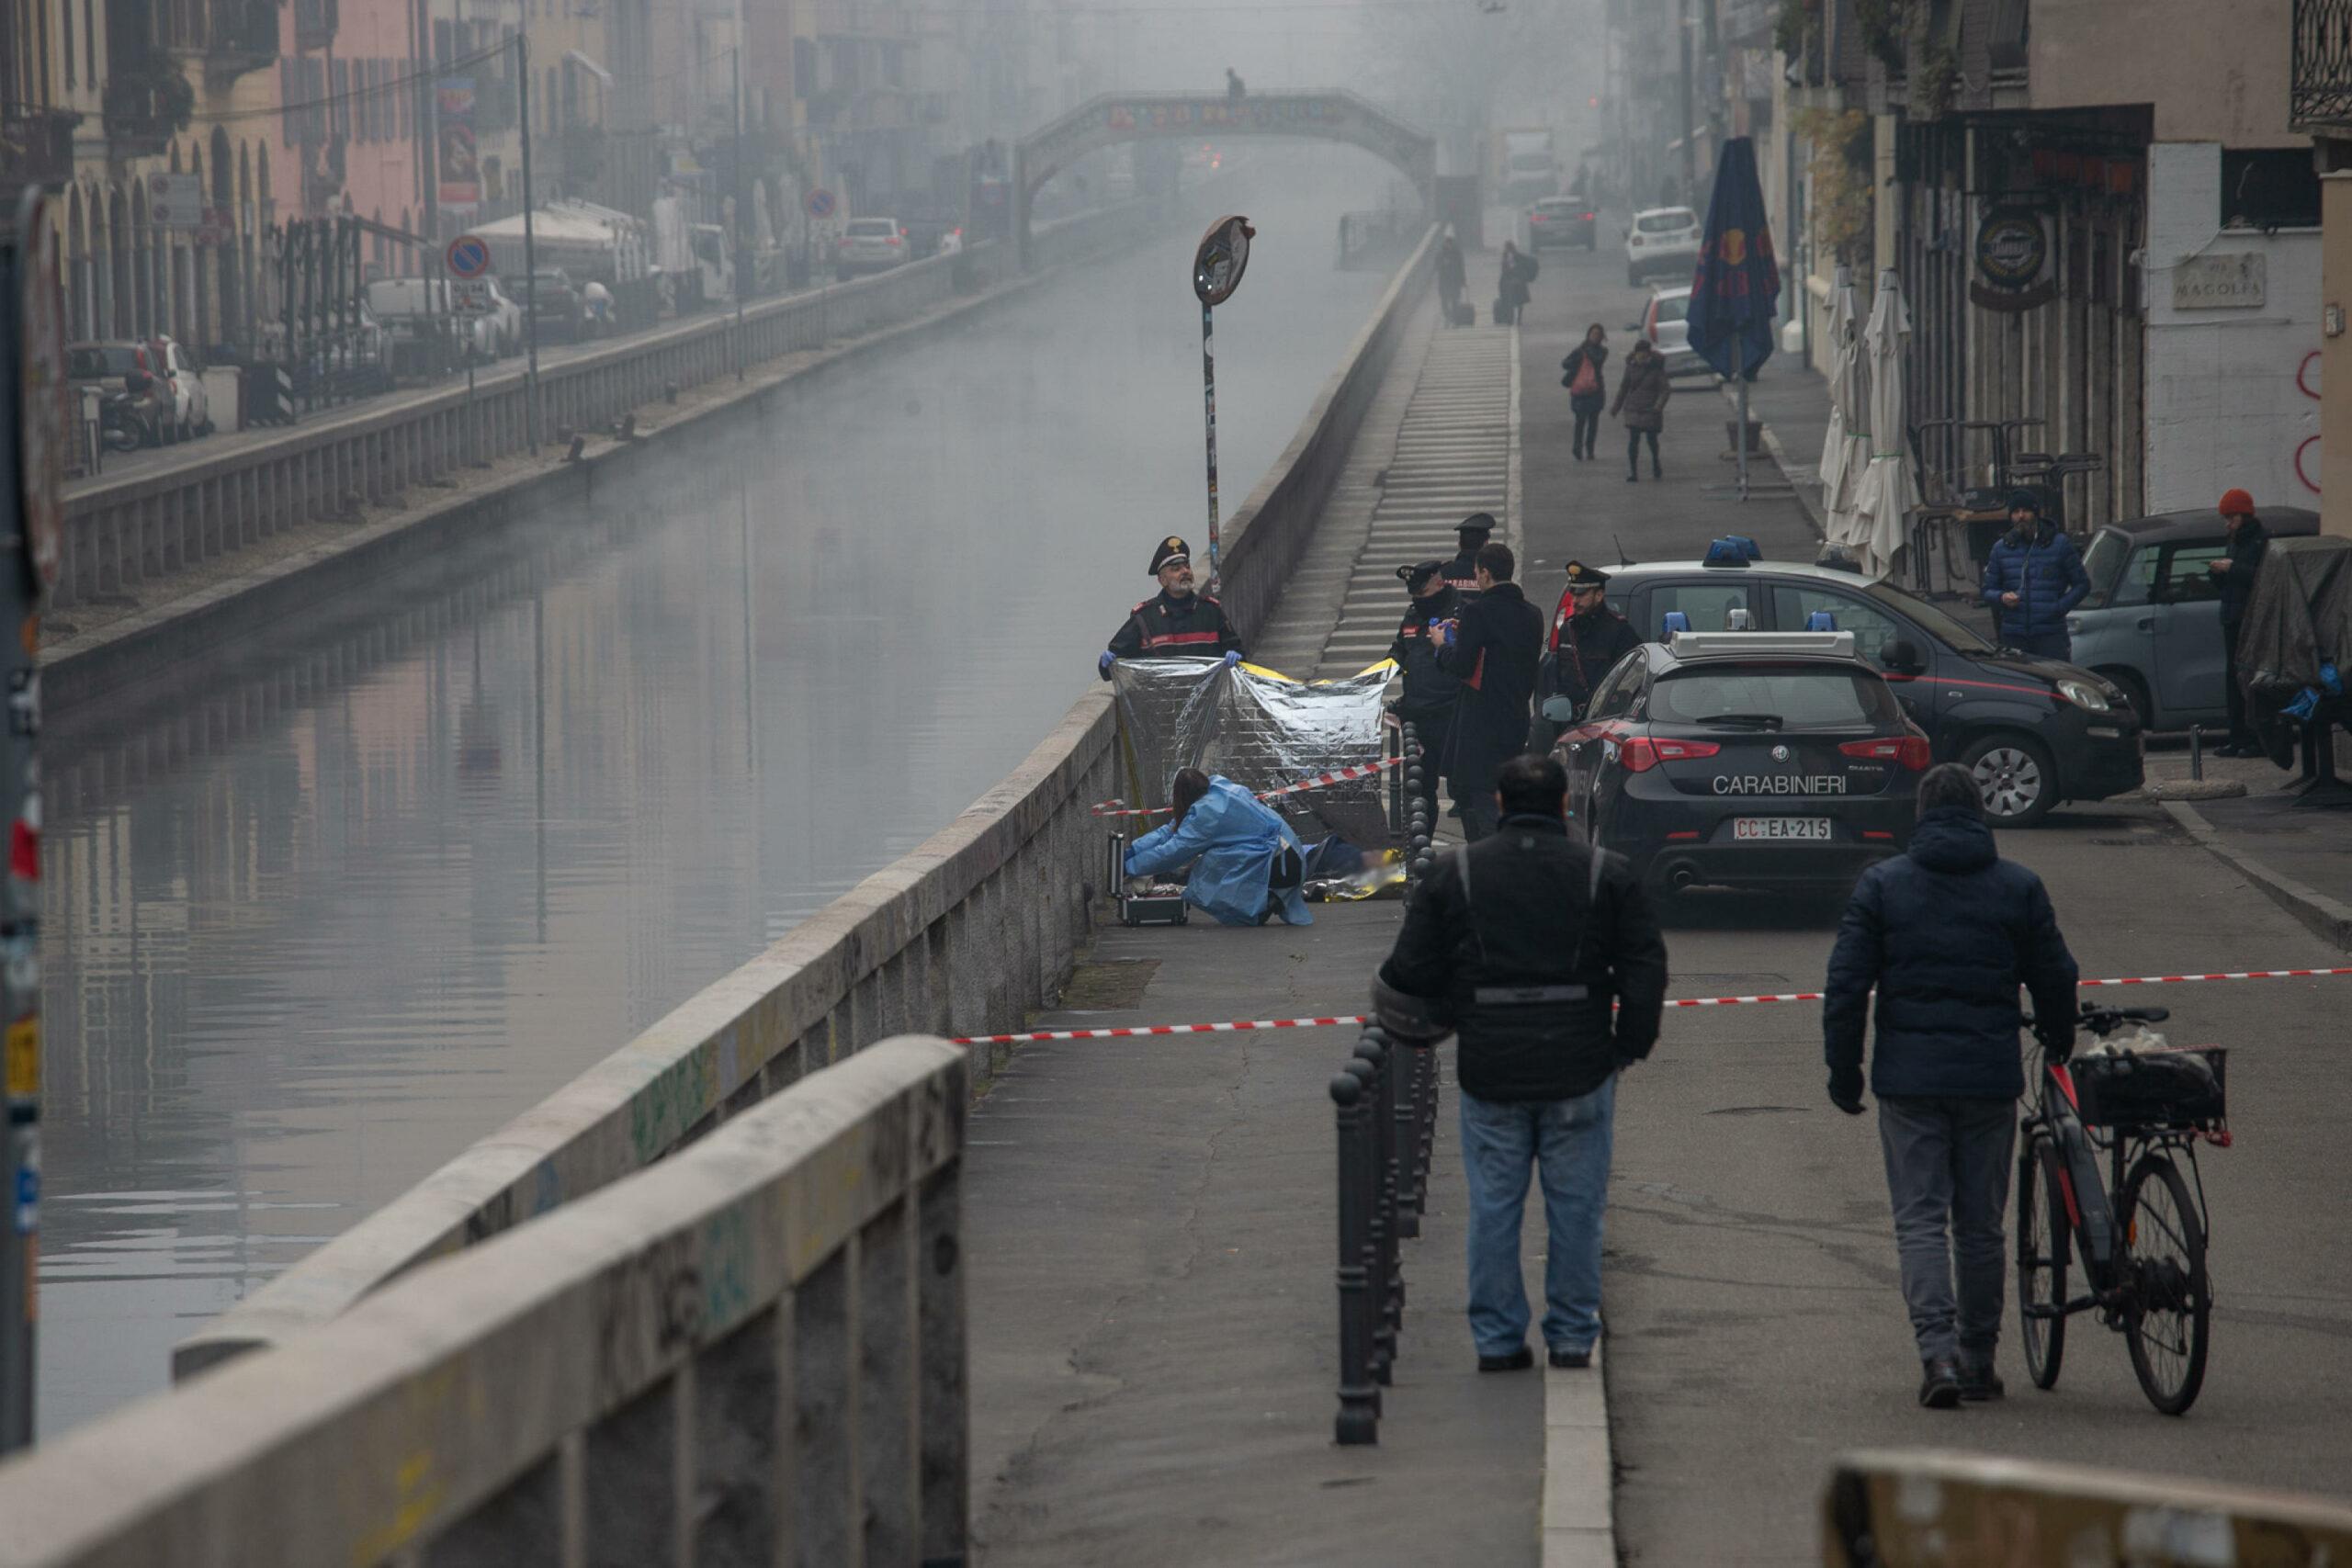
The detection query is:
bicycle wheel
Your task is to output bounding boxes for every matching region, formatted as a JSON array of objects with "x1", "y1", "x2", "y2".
[
  {"x1": 2120, "y1": 1152, "x2": 2211, "y2": 1416},
  {"x1": 2017, "y1": 1134, "x2": 2067, "y2": 1390}
]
